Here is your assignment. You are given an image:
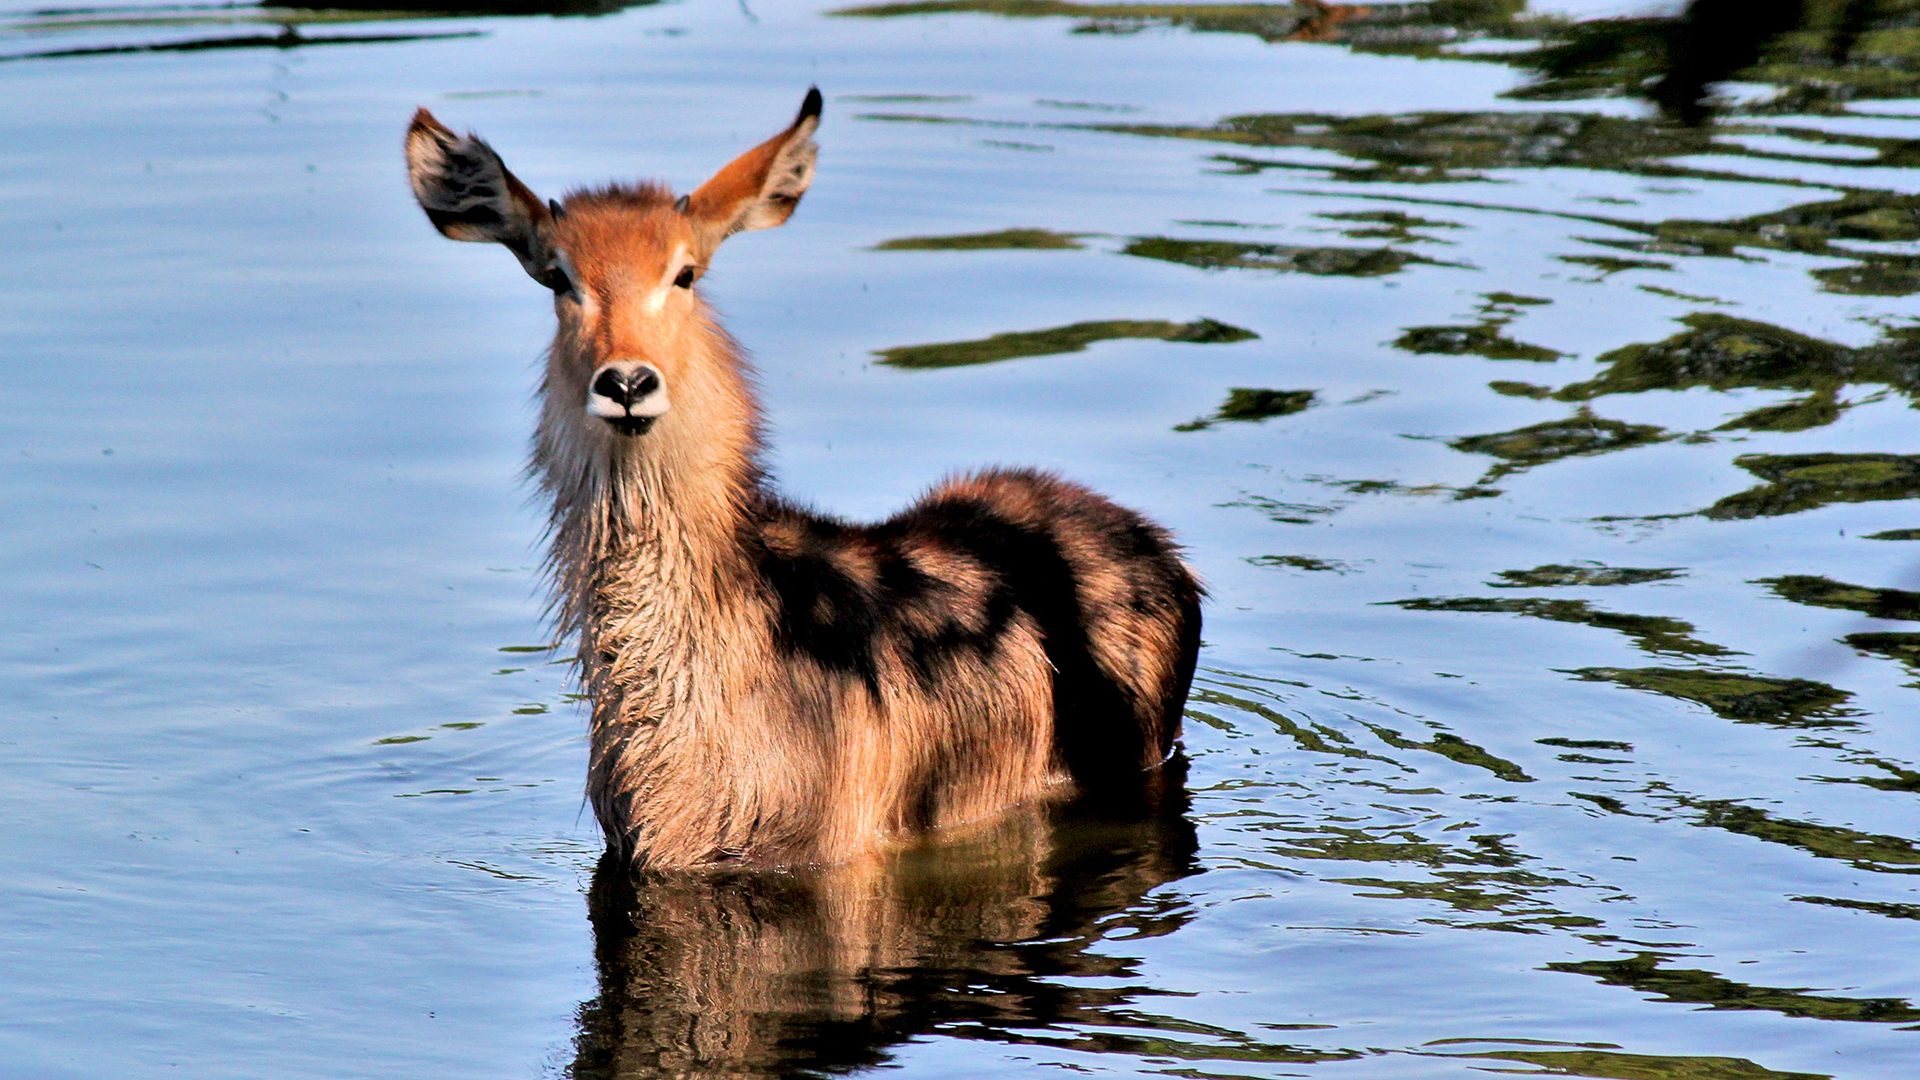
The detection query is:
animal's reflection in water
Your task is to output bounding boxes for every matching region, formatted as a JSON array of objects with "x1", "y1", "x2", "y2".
[{"x1": 570, "y1": 760, "x2": 1200, "y2": 1079}]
